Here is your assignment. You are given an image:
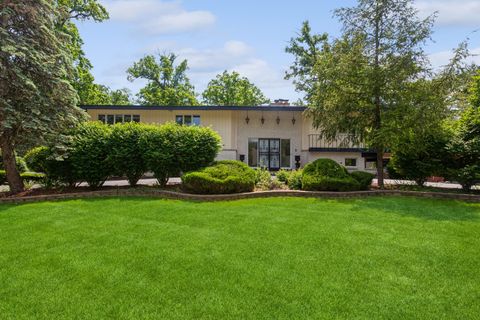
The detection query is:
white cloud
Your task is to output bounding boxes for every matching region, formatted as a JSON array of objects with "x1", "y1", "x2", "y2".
[
  {"x1": 103, "y1": 0, "x2": 216, "y2": 34},
  {"x1": 416, "y1": 0, "x2": 480, "y2": 26}
]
